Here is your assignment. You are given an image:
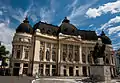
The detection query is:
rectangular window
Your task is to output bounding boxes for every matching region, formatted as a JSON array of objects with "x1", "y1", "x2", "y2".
[{"x1": 16, "y1": 50, "x2": 20, "y2": 59}]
